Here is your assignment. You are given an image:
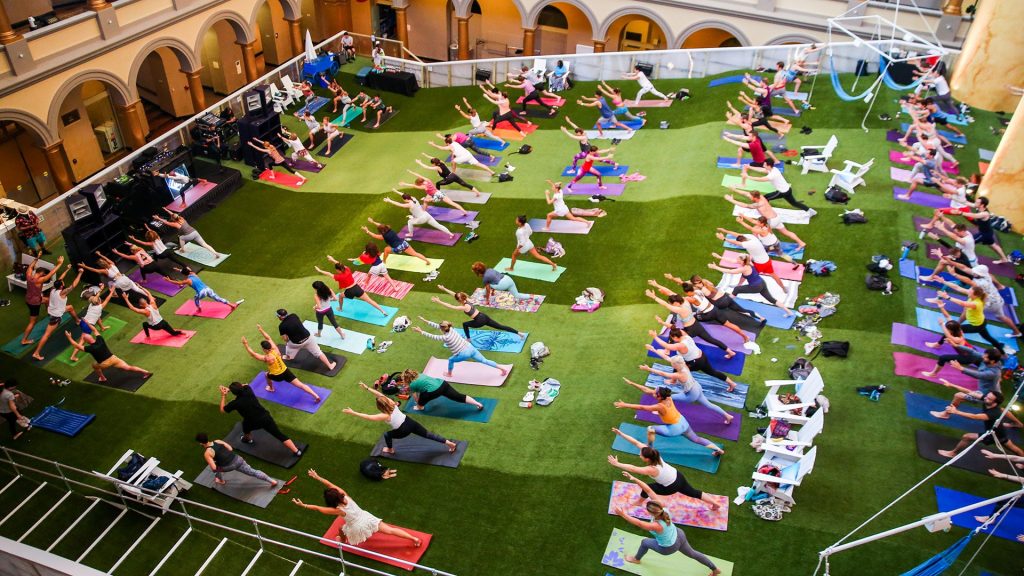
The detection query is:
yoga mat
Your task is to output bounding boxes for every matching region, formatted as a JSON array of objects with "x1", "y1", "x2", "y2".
[
  {"x1": 886, "y1": 130, "x2": 955, "y2": 154},
  {"x1": 56, "y1": 316, "x2": 128, "y2": 367},
  {"x1": 167, "y1": 181, "x2": 216, "y2": 212},
  {"x1": 935, "y1": 486, "x2": 1024, "y2": 544},
  {"x1": 645, "y1": 363, "x2": 749, "y2": 410},
  {"x1": 468, "y1": 329, "x2": 527, "y2": 353},
  {"x1": 720, "y1": 174, "x2": 776, "y2": 193},
  {"x1": 494, "y1": 121, "x2": 537, "y2": 134},
  {"x1": 560, "y1": 164, "x2": 628, "y2": 177},
  {"x1": 891, "y1": 323, "x2": 958, "y2": 356},
  {"x1": 407, "y1": 227, "x2": 461, "y2": 246},
  {"x1": 893, "y1": 187, "x2": 950, "y2": 209},
  {"x1": 284, "y1": 350, "x2": 347, "y2": 377},
  {"x1": 127, "y1": 269, "x2": 185, "y2": 297},
  {"x1": 290, "y1": 158, "x2": 324, "y2": 173},
  {"x1": 224, "y1": 422, "x2": 308, "y2": 469},
  {"x1": 719, "y1": 273, "x2": 800, "y2": 308},
  {"x1": 979, "y1": 161, "x2": 988, "y2": 175},
  {"x1": 890, "y1": 167, "x2": 917, "y2": 183},
  {"x1": 110, "y1": 293, "x2": 165, "y2": 312},
  {"x1": 522, "y1": 107, "x2": 560, "y2": 118},
  {"x1": 696, "y1": 343, "x2": 746, "y2": 375},
  {"x1": 425, "y1": 207, "x2": 479, "y2": 224},
  {"x1": 602, "y1": 529, "x2": 734, "y2": 576},
  {"x1": 917, "y1": 286, "x2": 1016, "y2": 324},
  {"x1": 248, "y1": 372, "x2": 332, "y2": 414},
  {"x1": 365, "y1": 109, "x2": 399, "y2": 129},
  {"x1": 893, "y1": 351, "x2": 979, "y2": 389},
  {"x1": 83, "y1": 369, "x2": 150, "y2": 393},
  {"x1": 296, "y1": 96, "x2": 329, "y2": 116},
  {"x1": 259, "y1": 169, "x2": 306, "y2": 188},
  {"x1": 174, "y1": 300, "x2": 236, "y2": 319},
  {"x1": 674, "y1": 323, "x2": 759, "y2": 356},
  {"x1": 922, "y1": 243, "x2": 1017, "y2": 280},
  {"x1": 915, "y1": 265, "x2": 966, "y2": 289},
  {"x1": 634, "y1": 395, "x2": 742, "y2": 442},
  {"x1": 403, "y1": 396, "x2": 498, "y2": 424},
  {"x1": 730, "y1": 205, "x2": 809, "y2": 225},
  {"x1": 914, "y1": 429, "x2": 1018, "y2": 477},
  {"x1": 471, "y1": 137, "x2": 510, "y2": 151},
  {"x1": 716, "y1": 157, "x2": 785, "y2": 172},
  {"x1": 904, "y1": 392, "x2": 1020, "y2": 441},
  {"x1": 562, "y1": 183, "x2": 626, "y2": 196},
  {"x1": 527, "y1": 219, "x2": 592, "y2": 234},
  {"x1": 724, "y1": 237, "x2": 805, "y2": 260},
  {"x1": 596, "y1": 118, "x2": 644, "y2": 130},
  {"x1": 315, "y1": 133, "x2": 355, "y2": 158},
  {"x1": 421, "y1": 356, "x2": 512, "y2": 387},
  {"x1": 769, "y1": 106, "x2": 801, "y2": 117},
  {"x1": 583, "y1": 130, "x2": 636, "y2": 140},
  {"x1": 442, "y1": 190, "x2": 490, "y2": 204},
  {"x1": 352, "y1": 272, "x2": 413, "y2": 300},
  {"x1": 321, "y1": 517, "x2": 431, "y2": 572},
  {"x1": 888, "y1": 150, "x2": 958, "y2": 173},
  {"x1": 721, "y1": 129, "x2": 785, "y2": 145},
  {"x1": 721, "y1": 250, "x2": 805, "y2": 281},
  {"x1": 494, "y1": 258, "x2": 566, "y2": 283},
  {"x1": 29, "y1": 406, "x2": 94, "y2": 437},
  {"x1": 302, "y1": 320, "x2": 370, "y2": 355},
  {"x1": 607, "y1": 482, "x2": 729, "y2": 531},
  {"x1": 709, "y1": 74, "x2": 754, "y2": 87},
  {"x1": 468, "y1": 288, "x2": 544, "y2": 313},
  {"x1": 333, "y1": 299, "x2": 398, "y2": 327},
  {"x1": 899, "y1": 258, "x2": 919, "y2": 280},
  {"x1": 734, "y1": 299, "x2": 797, "y2": 330},
  {"x1": 446, "y1": 153, "x2": 500, "y2": 167},
  {"x1": 370, "y1": 435, "x2": 468, "y2": 468},
  {"x1": 979, "y1": 149, "x2": 994, "y2": 162},
  {"x1": 774, "y1": 91, "x2": 809, "y2": 101},
  {"x1": 129, "y1": 329, "x2": 196, "y2": 348},
  {"x1": 175, "y1": 243, "x2": 229, "y2": 267},
  {"x1": 492, "y1": 128, "x2": 525, "y2": 141},
  {"x1": 916, "y1": 307, "x2": 1018, "y2": 349},
  {"x1": 515, "y1": 96, "x2": 565, "y2": 107},
  {"x1": 900, "y1": 123, "x2": 967, "y2": 144},
  {"x1": 193, "y1": 468, "x2": 281, "y2": 508},
  {"x1": 332, "y1": 106, "x2": 363, "y2": 127},
  {"x1": 452, "y1": 167, "x2": 493, "y2": 182},
  {"x1": 631, "y1": 98, "x2": 675, "y2": 107},
  {"x1": 383, "y1": 255, "x2": 443, "y2": 273},
  {"x1": 613, "y1": 423, "x2": 721, "y2": 473}
]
